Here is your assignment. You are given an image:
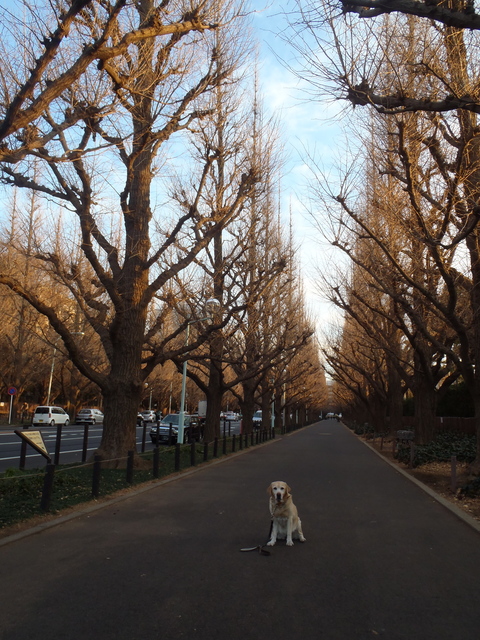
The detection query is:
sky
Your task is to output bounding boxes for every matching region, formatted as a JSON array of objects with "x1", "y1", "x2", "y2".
[{"x1": 251, "y1": 3, "x2": 346, "y2": 341}]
